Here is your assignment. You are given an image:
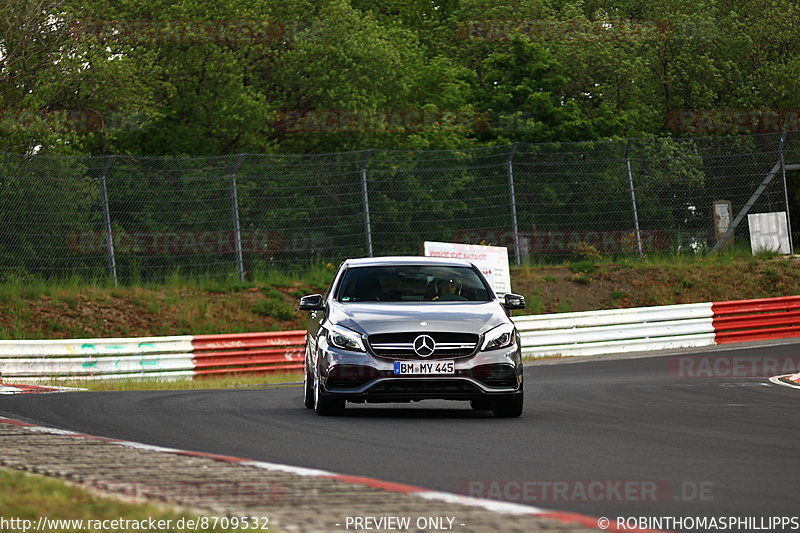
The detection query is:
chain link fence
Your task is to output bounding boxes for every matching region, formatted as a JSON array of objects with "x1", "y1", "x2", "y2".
[{"x1": 0, "y1": 131, "x2": 798, "y2": 283}]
